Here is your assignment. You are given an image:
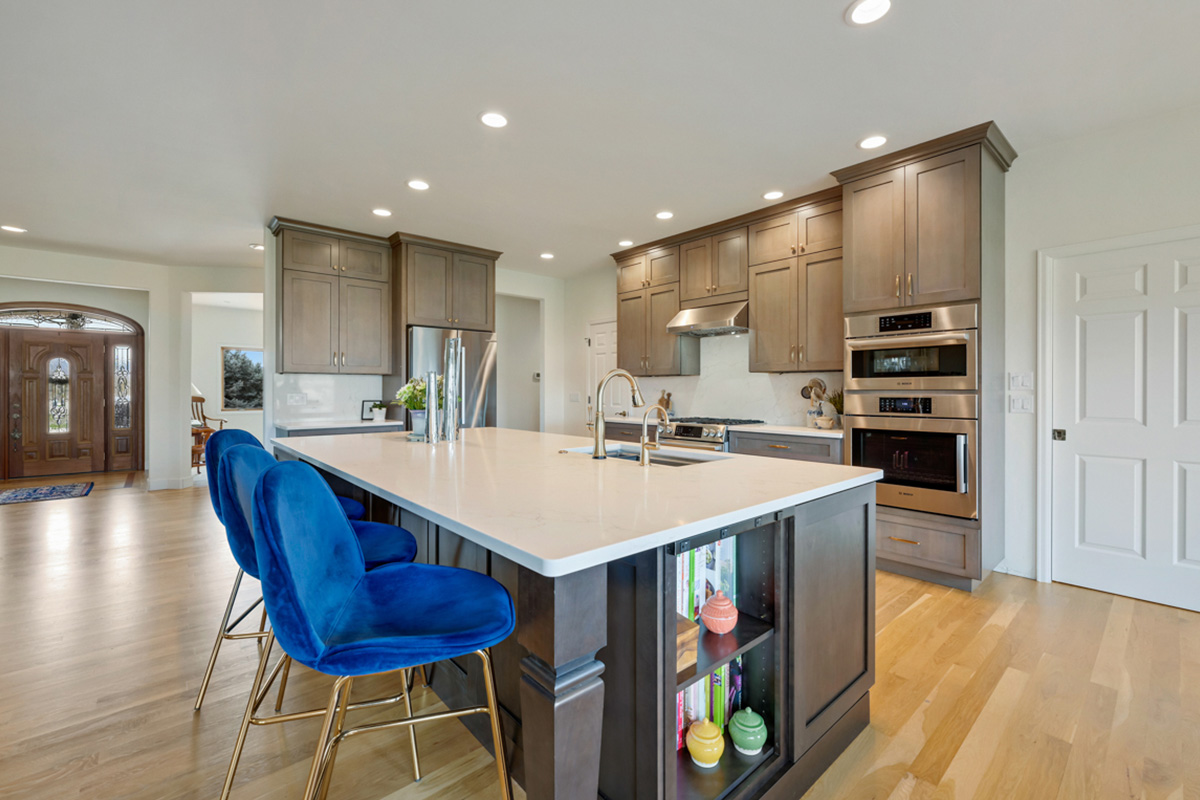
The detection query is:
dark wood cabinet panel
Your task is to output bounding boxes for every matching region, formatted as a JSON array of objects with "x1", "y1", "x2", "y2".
[
  {"x1": 281, "y1": 229, "x2": 339, "y2": 275},
  {"x1": 338, "y1": 277, "x2": 390, "y2": 374},
  {"x1": 679, "y1": 238, "x2": 712, "y2": 302},
  {"x1": 748, "y1": 212, "x2": 798, "y2": 266},
  {"x1": 712, "y1": 227, "x2": 749, "y2": 296},
  {"x1": 905, "y1": 146, "x2": 981, "y2": 306},
  {"x1": 280, "y1": 270, "x2": 339, "y2": 373},
  {"x1": 842, "y1": 167, "x2": 905, "y2": 314},
  {"x1": 616, "y1": 254, "x2": 646, "y2": 294},
  {"x1": 452, "y1": 253, "x2": 495, "y2": 331},
  {"x1": 406, "y1": 245, "x2": 454, "y2": 327},
  {"x1": 799, "y1": 203, "x2": 843, "y2": 255},
  {"x1": 646, "y1": 246, "x2": 679, "y2": 287},
  {"x1": 798, "y1": 249, "x2": 844, "y2": 371},
  {"x1": 616, "y1": 290, "x2": 647, "y2": 376},
  {"x1": 338, "y1": 239, "x2": 390, "y2": 282},
  {"x1": 646, "y1": 284, "x2": 681, "y2": 376},
  {"x1": 748, "y1": 260, "x2": 799, "y2": 372}
]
